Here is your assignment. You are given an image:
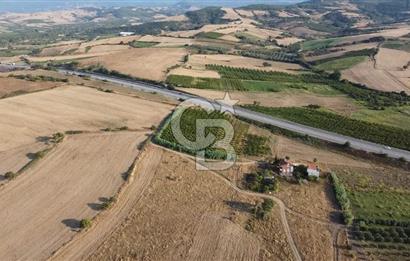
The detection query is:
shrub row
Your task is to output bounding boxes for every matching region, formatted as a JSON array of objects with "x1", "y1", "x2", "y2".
[
  {"x1": 330, "y1": 173, "x2": 353, "y2": 225},
  {"x1": 239, "y1": 50, "x2": 298, "y2": 63}
]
